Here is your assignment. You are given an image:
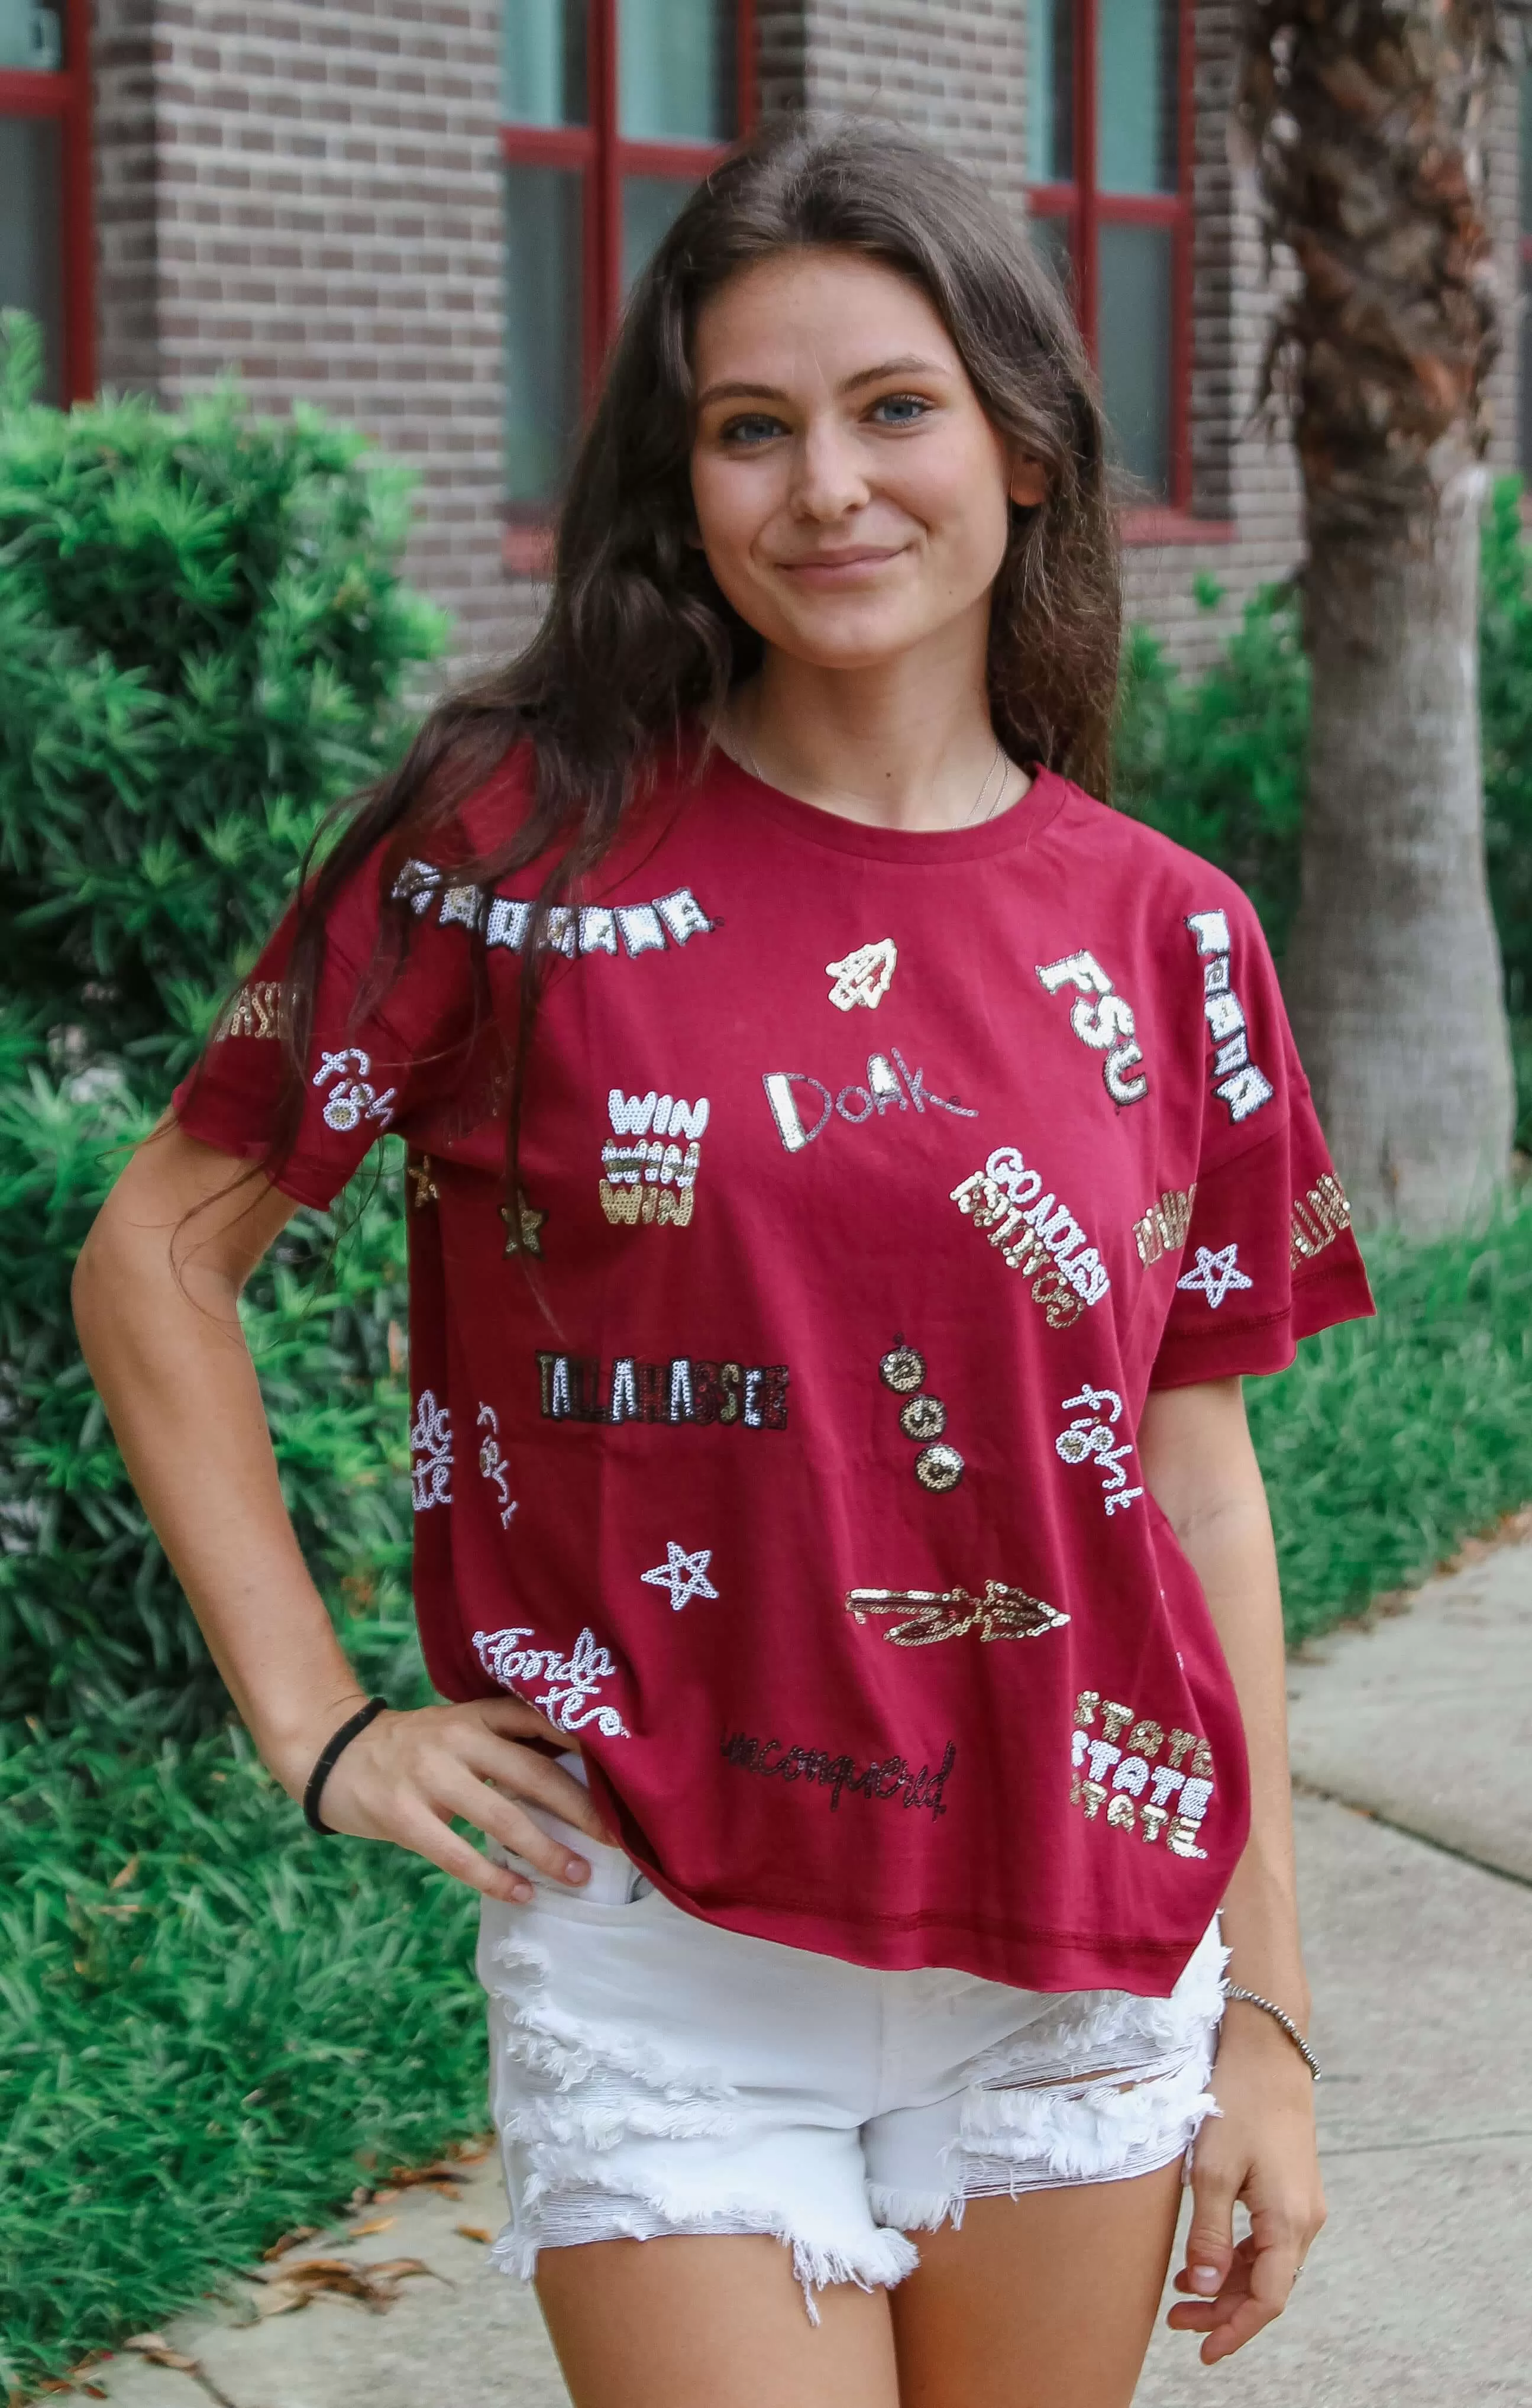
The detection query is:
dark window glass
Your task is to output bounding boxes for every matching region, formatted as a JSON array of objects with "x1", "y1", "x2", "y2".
[
  {"x1": 1098, "y1": 219, "x2": 1172, "y2": 493},
  {"x1": 1097, "y1": 0, "x2": 1178, "y2": 195},
  {"x1": 0, "y1": 114, "x2": 63, "y2": 402},
  {"x1": 619, "y1": 0, "x2": 736, "y2": 141},
  {"x1": 1027, "y1": 209, "x2": 1074, "y2": 298},
  {"x1": 504, "y1": 164, "x2": 584, "y2": 505},
  {"x1": 502, "y1": 0, "x2": 587, "y2": 127},
  {"x1": 622, "y1": 175, "x2": 695, "y2": 291},
  {"x1": 1026, "y1": 0, "x2": 1074, "y2": 184}
]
